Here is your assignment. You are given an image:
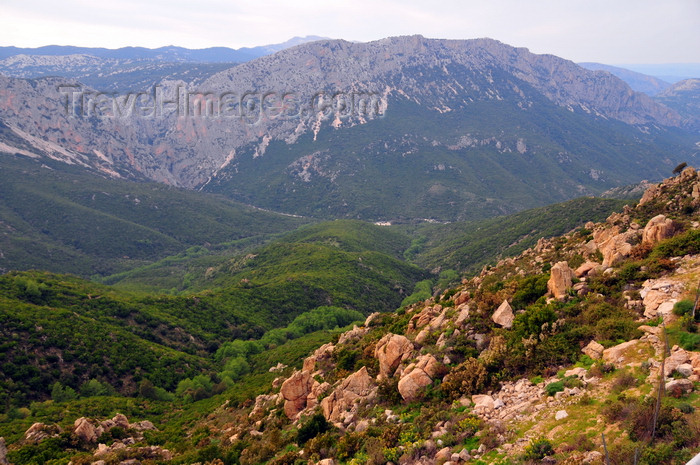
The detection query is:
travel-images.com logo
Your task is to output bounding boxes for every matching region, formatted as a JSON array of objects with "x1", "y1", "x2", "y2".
[{"x1": 58, "y1": 85, "x2": 387, "y2": 124}]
